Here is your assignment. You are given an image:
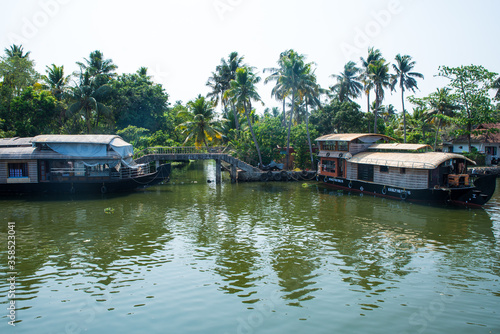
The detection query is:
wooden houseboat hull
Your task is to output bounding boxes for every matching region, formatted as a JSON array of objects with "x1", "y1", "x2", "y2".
[
  {"x1": 0, "y1": 163, "x2": 171, "y2": 195},
  {"x1": 318, "y1": 174, "x2": 496, "y2": 207}
]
